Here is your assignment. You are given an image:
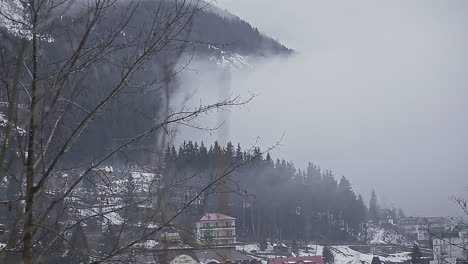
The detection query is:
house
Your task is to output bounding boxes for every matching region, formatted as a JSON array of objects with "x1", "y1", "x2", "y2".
[
  {"x1": 430, "y1": 227, "x2": 467, "y2": 264},
  {"x1": 267, "y1": 256, "x2": 325, "y2": 264},
  {"x1": 195, "y1": 213, "x2": 236, "y2": 246},
  {"x1": 378, "y1": 209, "x2": 395, "y2": 225},
  {"x1": 272, "y1": 242, "x2": 291, "y2": 255}
]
